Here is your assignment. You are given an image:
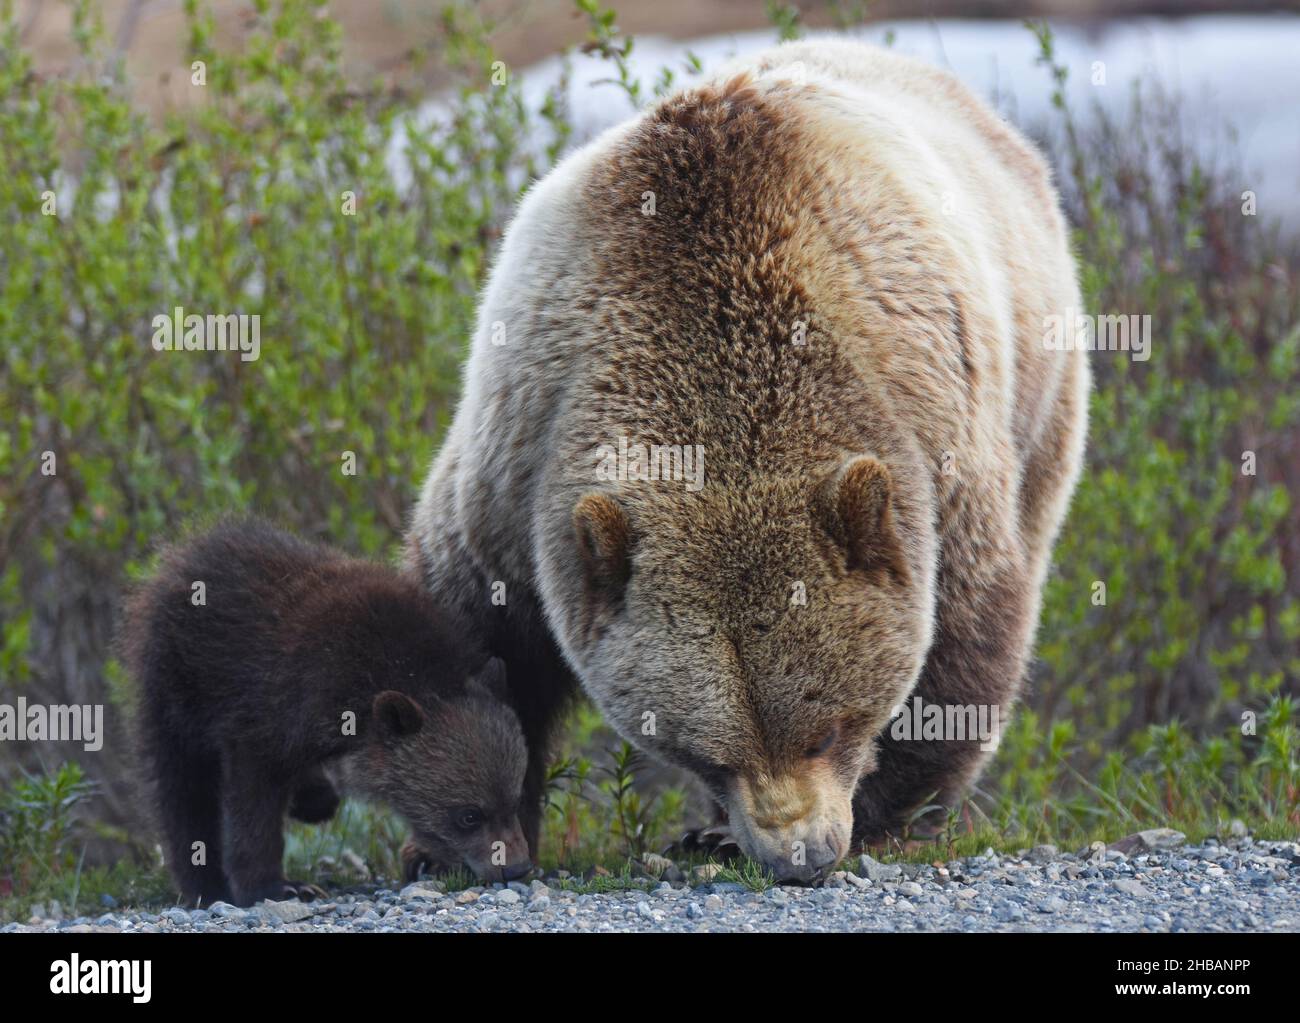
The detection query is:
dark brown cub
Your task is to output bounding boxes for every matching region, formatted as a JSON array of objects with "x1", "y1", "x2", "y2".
[{"x1": 122, "y1": 517, "x2": 529, "y2": 907}]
